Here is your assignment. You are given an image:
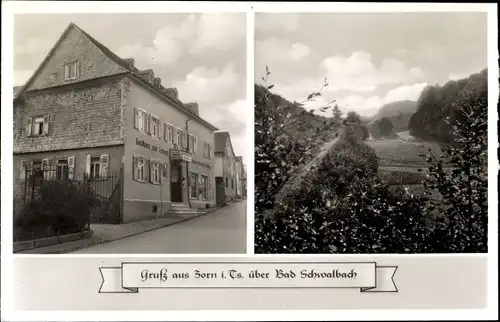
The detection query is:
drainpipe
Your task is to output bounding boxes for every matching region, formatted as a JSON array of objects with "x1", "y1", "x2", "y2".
[{"x1": 185, "y1": 118, "x2": 192, "y2": 208}]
